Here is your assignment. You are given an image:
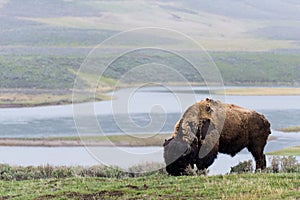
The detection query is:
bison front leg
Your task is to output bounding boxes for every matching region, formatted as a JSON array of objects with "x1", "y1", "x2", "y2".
[
  {"x1": 196, "y1": 129, "x2": 220, "y2": 171},
  {"x1": 196, "y1": 148, "x2": 218, "y2": 171}
]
